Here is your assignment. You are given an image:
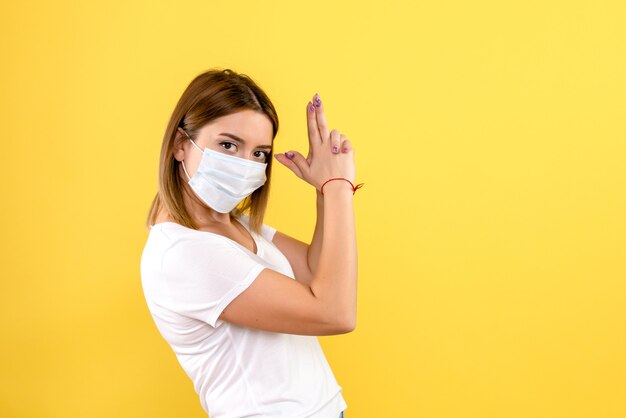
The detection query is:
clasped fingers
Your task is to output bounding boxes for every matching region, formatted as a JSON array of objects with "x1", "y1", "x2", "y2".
[
  {"x1": 329, "y1": 129, "x2": 341, "y2": 154},
  {"x1": 328, "y1": 130, "x2": 354, "y2": 154}
]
